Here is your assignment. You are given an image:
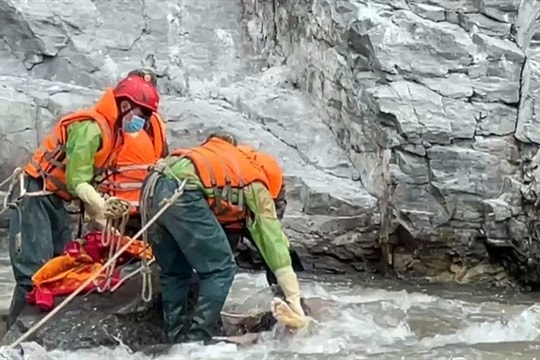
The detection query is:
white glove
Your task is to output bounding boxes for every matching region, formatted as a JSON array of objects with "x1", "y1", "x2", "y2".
[
  {"x1": 272, "y1": 266, "x2": 308, "y2": 329},
  {"x1": 75, "y1": 183, "x2": 106, "y2": 220},
  {"x1": 275, "y1": 266, "x2": 305, "y2": 317}
]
